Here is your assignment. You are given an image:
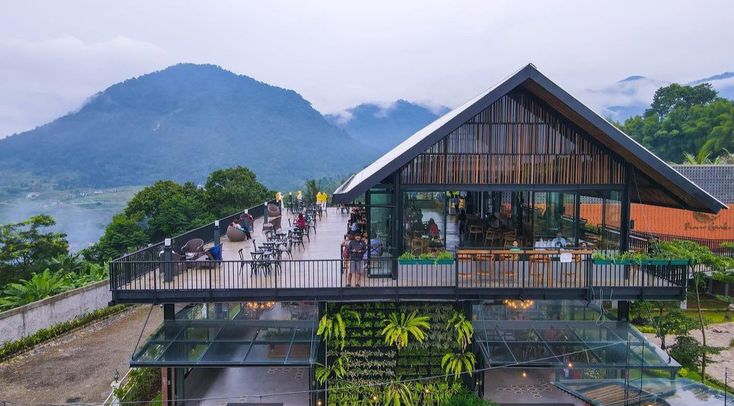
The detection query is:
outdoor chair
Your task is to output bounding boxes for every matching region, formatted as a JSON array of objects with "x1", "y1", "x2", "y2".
[
  {"x1": 226, "y1": 225, "x2": 247, "y2": 242},
  {"x1": 180, "y1": 238, "x2": 206, "y2": 259},
  {"x1": 468, "y1": 225, "x2": 483, "y2": 242}
]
